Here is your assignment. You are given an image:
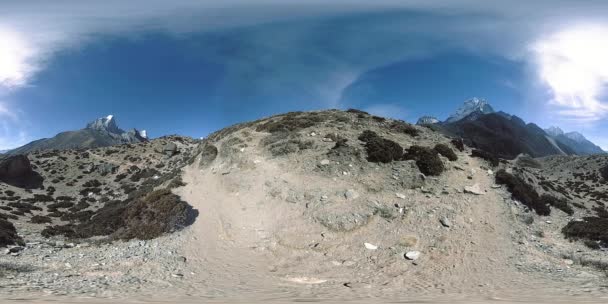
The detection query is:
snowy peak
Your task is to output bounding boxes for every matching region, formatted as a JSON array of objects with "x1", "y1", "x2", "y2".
[
  {"x1": 445, "y1": 97, "x2": 495, "y2": 123},
  {"x1": 564, "y1": 131, "x2": 587, "y2": 143},
  {"x1": 416, "y1": 116, "x2": 440, "y2": 125},
  {"x1": 86, "y1": 114, "x2": 123, "y2": 134},
  {"x1": 545, "y1": 126, "x2": 564, "y2": 137}
]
